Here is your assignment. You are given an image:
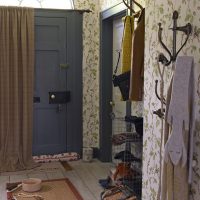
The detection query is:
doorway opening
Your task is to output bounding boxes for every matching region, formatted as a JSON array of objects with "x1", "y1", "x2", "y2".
[{"x1": 99, "y1": 3, "x2": 126, "y2": 162}]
